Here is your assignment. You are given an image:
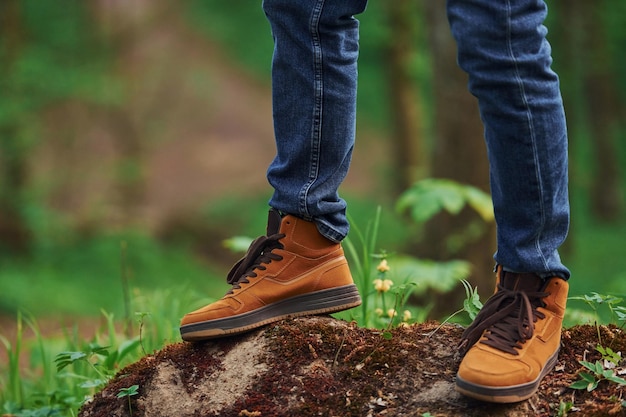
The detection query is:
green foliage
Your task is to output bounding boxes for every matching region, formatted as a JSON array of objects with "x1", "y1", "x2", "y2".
[
  {"x1": 568, "y1": 295, "x2": 626, "y2": 394},
  {"x1": 333, "y1": 178, "x2": 496, "y2": 329},
  {"x1": 569, "y1": 292, "x2": 626, "y2": 325},
  {"x1": 340, "y1": 206, "x2": 383, "y2": 327},
  {"x1": 554, "y1": 400, "x2": 574, "y2": 417},
  {"x1": 0, "y1": 4, "x2": 623, "y2": 412},
  {"x1": 333, "y1": 179, "x2": 496, "y2": 329},
  {"x1": 569, "y1": 360, "x2": 626, "y2": 392},
  {"x1": 0, "y1": 232, "x2": 225, "y2": 317},
  {"x1": 561, "y1": 221, "x2": 626, "y2": 325},
  {"x1": 396, "y1": 178, "x2": 494, "y2": 224},
  {"x1": 117, "y1": 385, "x2": 139, "y2": 417},
  {"x1": 0, "y1": 313, "x2": 25, "y2": 410},
  {"x1": 334, "y1": 203, "x2": 473, "y2": 329},
  {"x1": 116, "y1": 385, "x2": 139, "y2": 398},
  {"x1": 0, "y1": 0, "x2": 121, "y2": 263},
  {"x1": 461, "y1": 279, "x2": 483, "y2": 322},
  {"x1": 568, "y1": 292, "x2": 626, "y2": 344},
  {"x1": 1, "y1": 1, "x2": 119, "y2": 116},
  {"x1": 0, "y1": 291, "x2": 192, "y2": 417},
  {"x1": 426, "y1": 280, "x2": 483, "y2": 337},
  {"x1": 597, "y1": 344, "x2": 622, "y2": 368},
  {"x1": 387, "y1": 256, "x2": 471, "y2": 294}
]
